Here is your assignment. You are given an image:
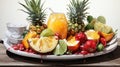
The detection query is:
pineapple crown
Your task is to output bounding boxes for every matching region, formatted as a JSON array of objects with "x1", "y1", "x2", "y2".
[
  {"x1": 19, "y1": 0, "x2": 46, "y2": 26},
  {"x1": 67, "y1": 0, "x2": 89, "y2": 24}
]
